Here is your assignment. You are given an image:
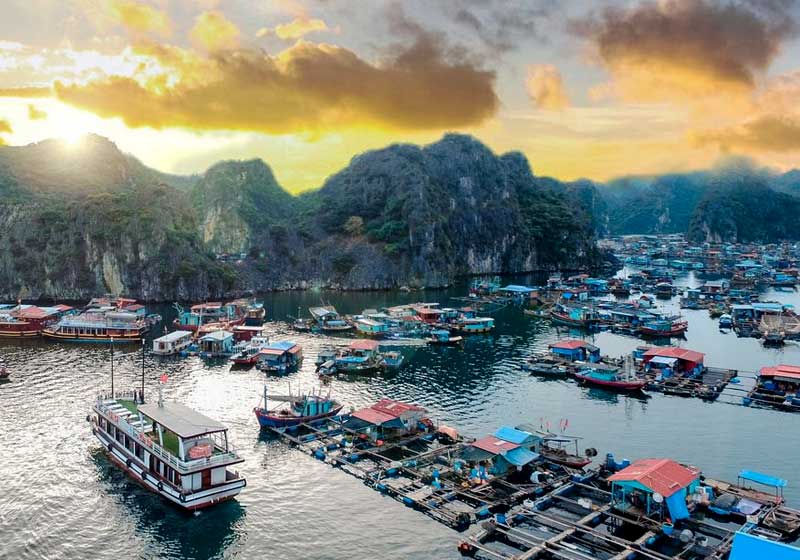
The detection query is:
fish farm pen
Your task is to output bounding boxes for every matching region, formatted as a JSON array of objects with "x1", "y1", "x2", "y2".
[{"x1": 265, "y1": 402, "x2": 800, "y2": 560}]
